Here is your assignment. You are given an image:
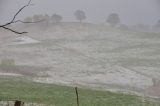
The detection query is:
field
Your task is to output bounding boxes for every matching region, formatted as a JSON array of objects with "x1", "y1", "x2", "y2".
[
  {"x1": 0, "y1": 77, "x2": 160, "y2": 106},
  {"x1": 0, "y1": 22, "x2": 160, "y2": 99}
]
